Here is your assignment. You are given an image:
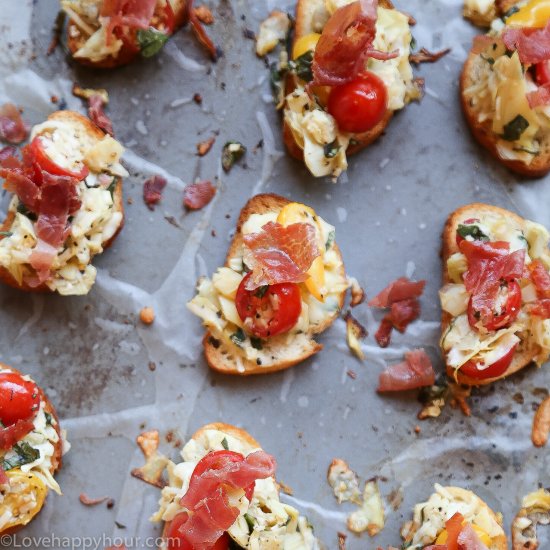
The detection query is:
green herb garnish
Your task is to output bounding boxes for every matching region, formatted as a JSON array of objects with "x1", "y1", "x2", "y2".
[
  {"x1": 16, "y1": 203, "x2": 37, "y2": 221},
  {"x1": 503, "y1": 5, "x2": 520, "y2": 19},
  {"x1": 254, "y1": 285, "x2": 269, "y2": 298},
  {"x1": 250, "y1": 337, "x2": 263, "y2": 350},
  {"x1": 502, "y1": 115, "x2": 529, "y2": 141},
  {"x1": 45, "y1": 412, "x2": 53, "y2": 426},
  {"x1": 2, "y1": 442, "x2": 40, "y2": 471},
  {"x1": 0, "y1": 231, "x2": 13, "y2": 237},
  {"x1": 137, "y1": 28, "x2": 170, "y2": 58},
  {"x1": 290, "y1": 50, "x2": 314, "y2": 82},
  {"x1": 222, "y1": 142, "x2": 247, "y2": 172},
  {"x1": 221, "y1": 437, "x2": 229, "y2": 450},
  {"x1": 325, "y1": 230, "x2": 335, "y2": 251},
  {"x1": 457, "y1": 223, "x2": 489, "y2": 241},
  {"x1": 244, "y1": 513, "x2": 255, "y2": 533},
  {"x1": 323, "y1": 140, "x2": 340, "y2": 159},
  {"x1": 230, "y1": 328, "x2": 246, "y2": 347}
]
